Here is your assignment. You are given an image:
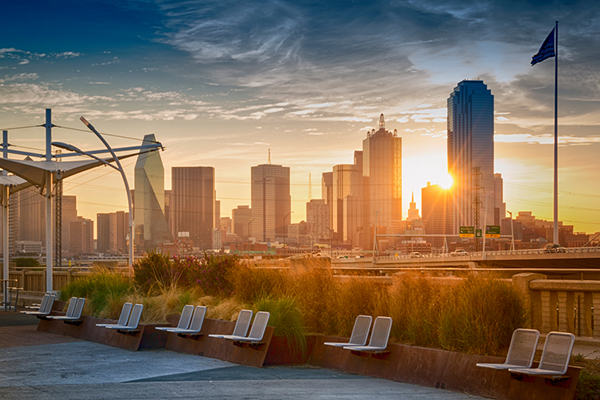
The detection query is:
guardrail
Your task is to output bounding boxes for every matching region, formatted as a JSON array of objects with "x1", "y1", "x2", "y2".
[
  {"x1": 3, "y1": 268, "x2": 129, "y2": 294},
  {"x1": 514, "y1": 273, "x2": 600, "y2": 338},
  {"x1": 376, "y1": 246, "x2": 600, "y2": 261}
]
